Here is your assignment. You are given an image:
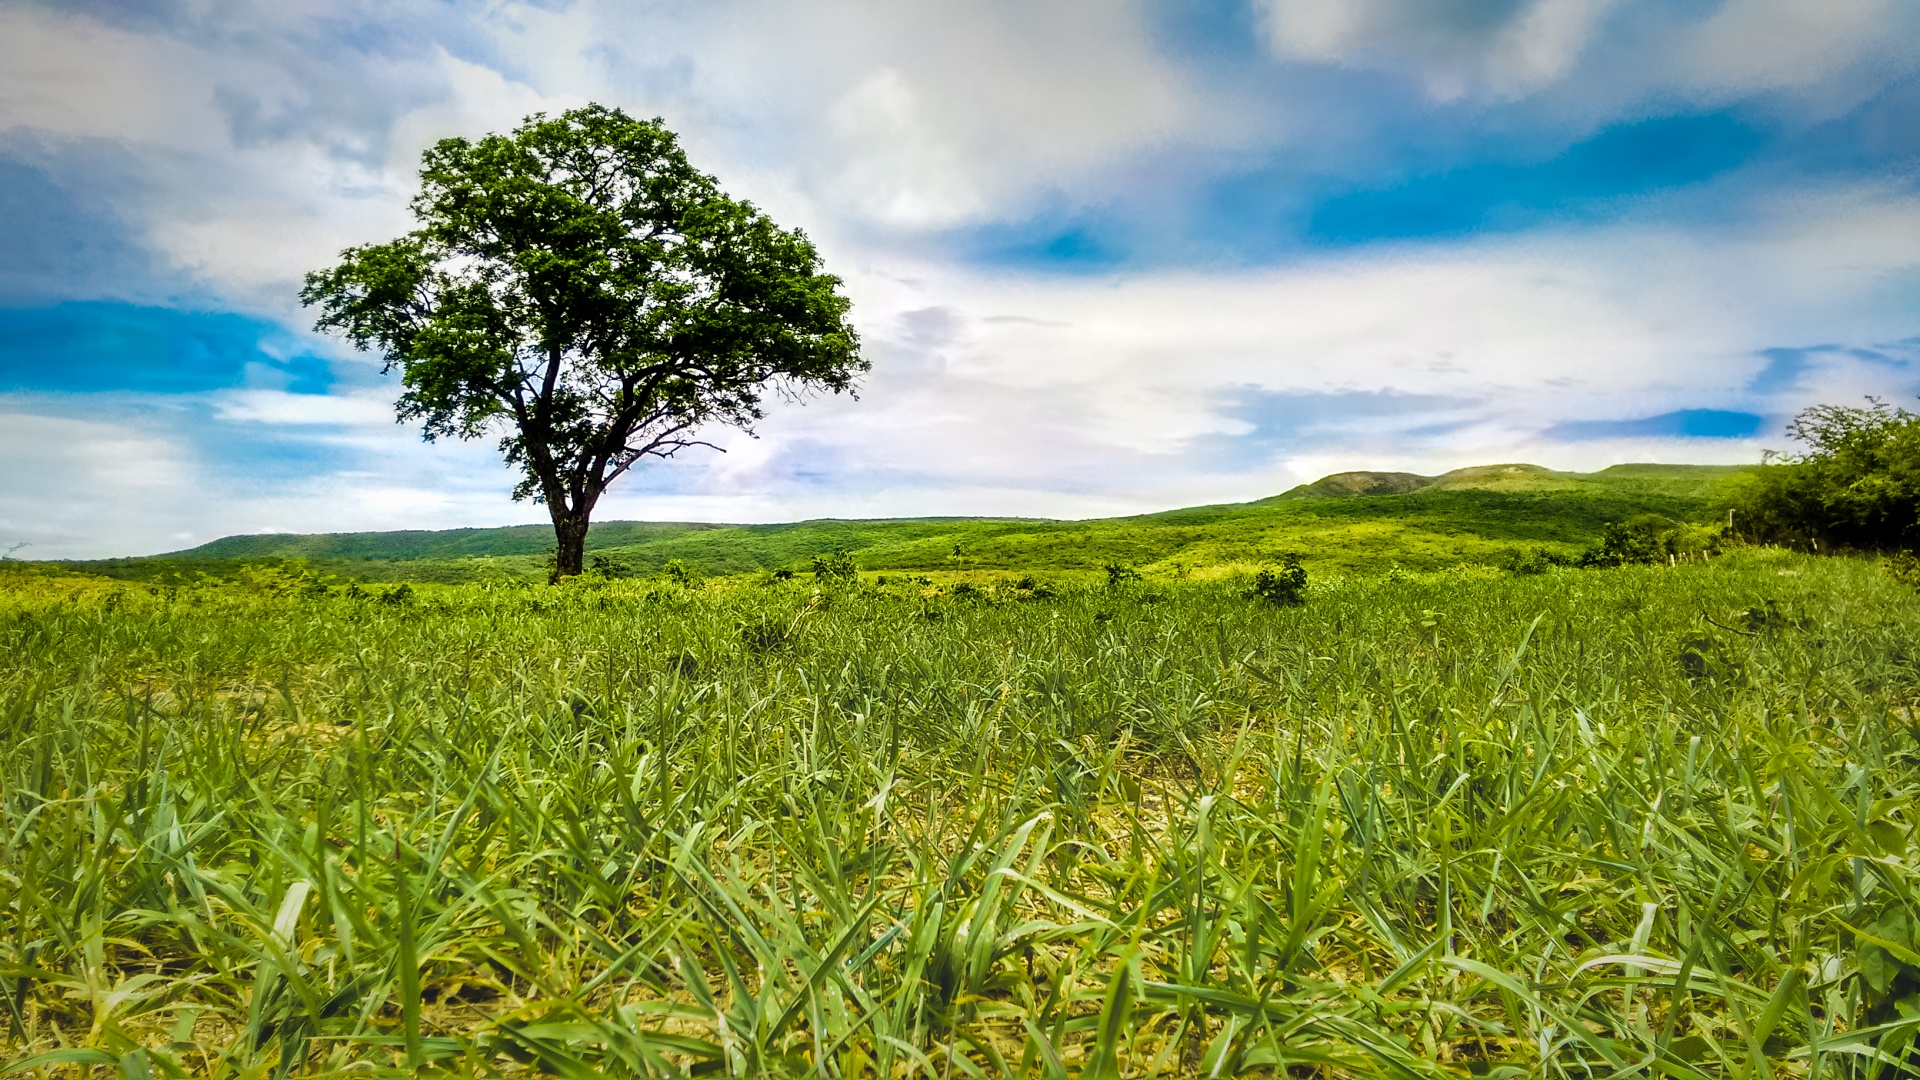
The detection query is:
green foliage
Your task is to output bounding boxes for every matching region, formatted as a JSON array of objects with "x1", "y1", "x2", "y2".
[
  {"x1": 660, "y1": 557, "x2": 702, "y2": 587},
  {"x1": 300, "y1": 104, "x2": 864, "y2": 575},
  {"x1": 1010, "y1": 574, "x2": 1055, "y2": 599},
  {"x1": 1102, "y1": 562, "x2": 1141, "y2": 586},
  {"x1": 230, "y1": 559, "x2": 333, "y2": 597},
  {"x1": 810, "y1": 548, "x2": 857, "y2": 582},
  {"x1": 4, "y1": 555, "x2": 1919, "y2": 1075},
  {"x1": 589, "y1": 552, "x2": 636, "y2": 579},
  {"x1": 1499, "y1": 545, "x2": 1572, "y2": 575},
  {"x1": 1887, "y1": 551, "x2": 1920, "y2": 590},
  {"x1": 1734, "y1": 398, "x2": 1920, "y2": 552},
  {"x1": 1243, "y1": 554, "x2": 1307, "y2": 605},
  {"x1": 1579, "y1": 514, "x2": 1727, "y2": 567},
  {"x1": 1581, "y1": 514, "x2": 1680, "y2": 566}
]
